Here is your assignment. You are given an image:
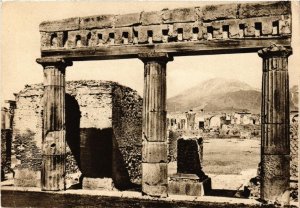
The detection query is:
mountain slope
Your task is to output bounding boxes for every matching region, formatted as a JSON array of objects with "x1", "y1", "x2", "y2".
[
  {"x1": 167, "y1": 78, "x2": 260, "y2": 112},
  {"x1": 167, "y1": 78, "x2": 298, "y2": 113}
]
